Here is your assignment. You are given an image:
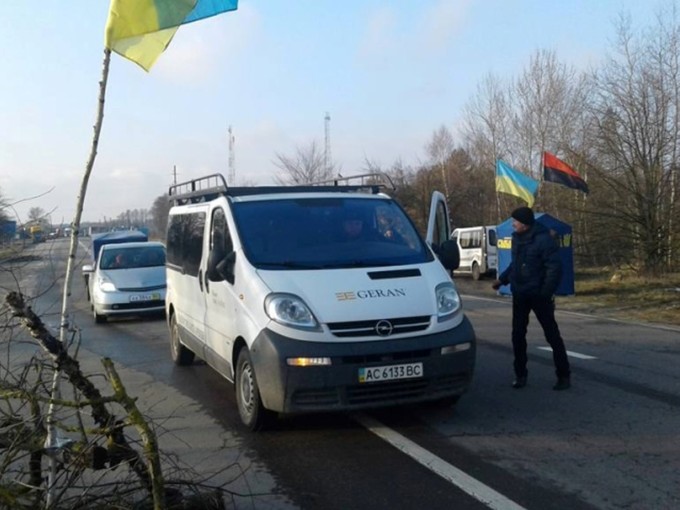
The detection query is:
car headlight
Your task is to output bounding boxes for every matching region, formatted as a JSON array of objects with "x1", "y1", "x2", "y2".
[
  {"x1": 264, "y1": 293, "x2": 318, "y2": 329},
  {"x1": 99, "y1": 279, "x2": 117, "y2": 293},
  {"x1": 435, "y1": 282, "x2": 461, "y2": 320}
]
